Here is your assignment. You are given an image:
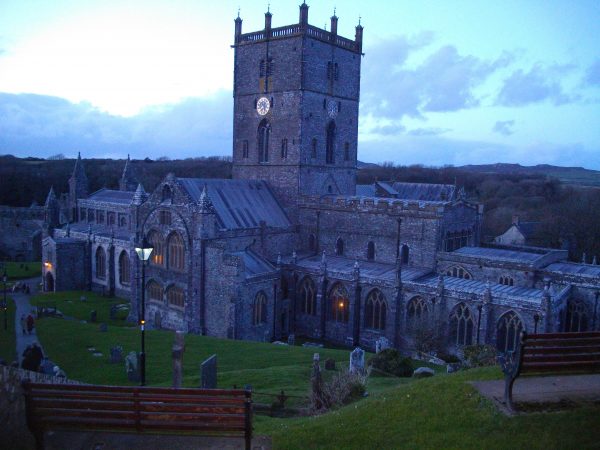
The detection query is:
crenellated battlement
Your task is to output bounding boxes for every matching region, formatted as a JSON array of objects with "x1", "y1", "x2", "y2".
[{"x1": 298, "y1": 195, "x2": 448, "y2": 216}]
